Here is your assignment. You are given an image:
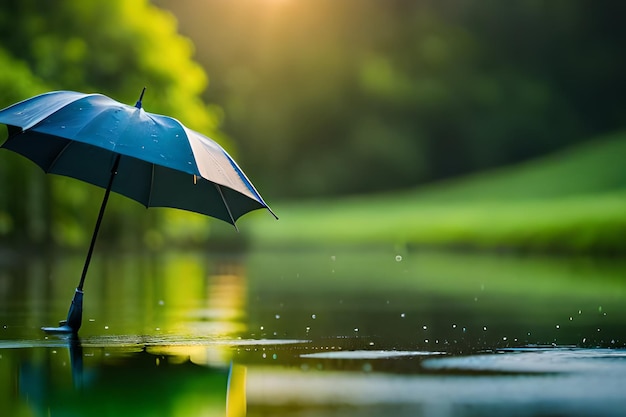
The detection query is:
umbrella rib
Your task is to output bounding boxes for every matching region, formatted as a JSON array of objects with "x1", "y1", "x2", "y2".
[
  {"x1": 215, "y1": 184, "x2": 238, "y2": 232},
  {"x1": 146, "y1": 163, "x2": 155, "y2": 207},
  {"x1": 45, "y1": 140, "x2": 74, "y2": 173}
]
